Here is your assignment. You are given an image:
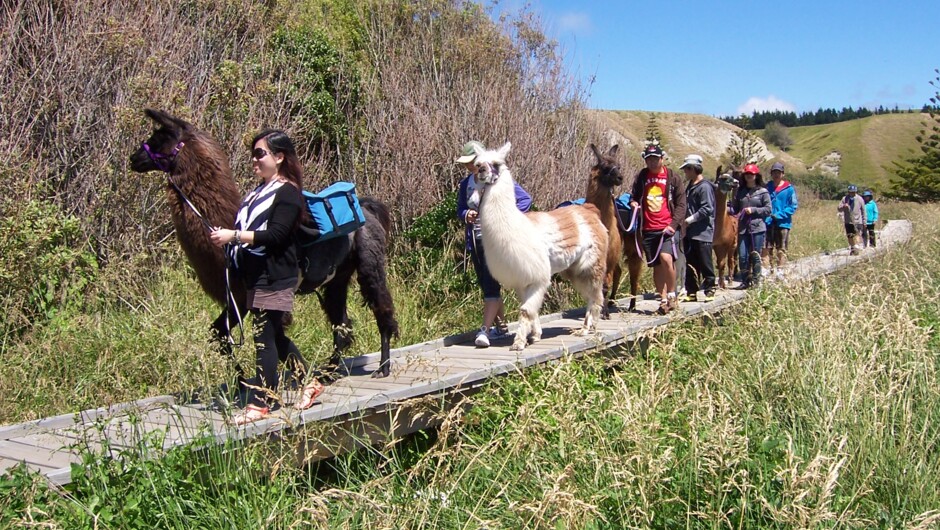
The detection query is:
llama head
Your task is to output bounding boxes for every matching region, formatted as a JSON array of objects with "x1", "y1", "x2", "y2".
[
  {"x1": 129, "y1": 109, "x2": 195, "y2": 174},
  {"x1": 589, "y1": 143, "x2": 623, "y2": 188},
  {"x1": 473, "y1": 142, "x2": 512, "y2": 185},
  {"x1": 715, "y1": 166, "x2": 741, "y2": 194}
]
